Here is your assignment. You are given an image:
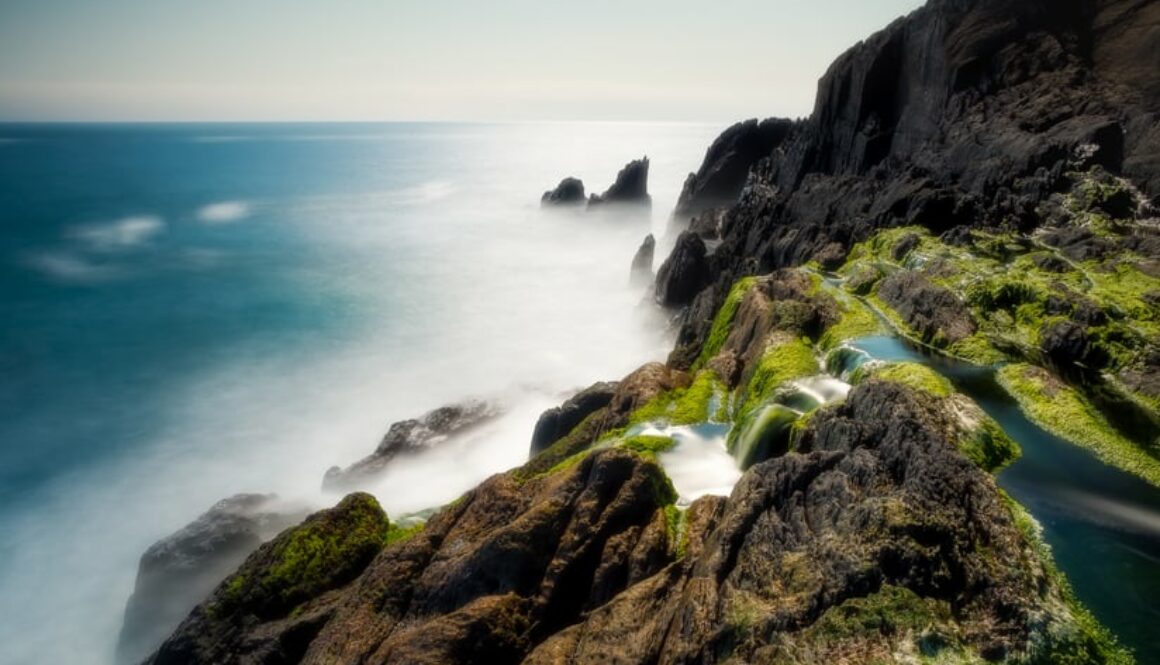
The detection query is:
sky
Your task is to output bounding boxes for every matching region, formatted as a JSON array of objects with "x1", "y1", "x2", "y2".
[{"x1": 0, "y1": 0, "x2": 924, "y2": 122}]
